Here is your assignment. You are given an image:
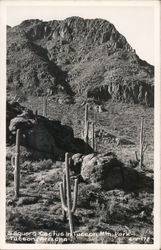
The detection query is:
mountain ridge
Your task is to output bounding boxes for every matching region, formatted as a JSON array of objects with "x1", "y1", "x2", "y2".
[{"x1": 7, "y1": 16, "x2": 154, "y2": 106}]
